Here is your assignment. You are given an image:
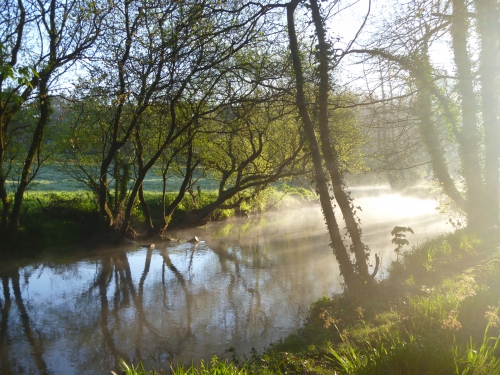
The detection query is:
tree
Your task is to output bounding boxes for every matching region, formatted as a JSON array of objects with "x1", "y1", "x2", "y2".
[
  {"x1": 351, "y1": 0, "x2": 499, "y2": 229},
  {"x1": 286, "y1": 0, "x2": 375, "y2": 291},
  {"x1": 185, "y1": 97, "x2": 309, "y2": 226},
  {"x1": 352, "y1": 46, "x2": 466, "y2": 208},
  {"x1": 475, "y1": 0, "x2": 500, "y2": 225},
  {"x1": 64, "y1": 0, "x2": 280, "y2": 235},
  {"x1": 0, "y1": 0, "x2": 106, "y2": 240}
]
